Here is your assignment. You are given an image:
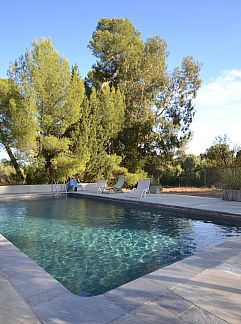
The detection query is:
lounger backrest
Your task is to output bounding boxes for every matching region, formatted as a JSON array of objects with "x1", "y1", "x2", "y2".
[
  {"x1": 136, "y1": 179, "x2": 150, "y2": 191},
  {"x1": 97, "y1": 180, "x2": 107, "y2": 188},
  {"x1": 115, "y1": 175, "x2": 125, "y2": 189}
]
